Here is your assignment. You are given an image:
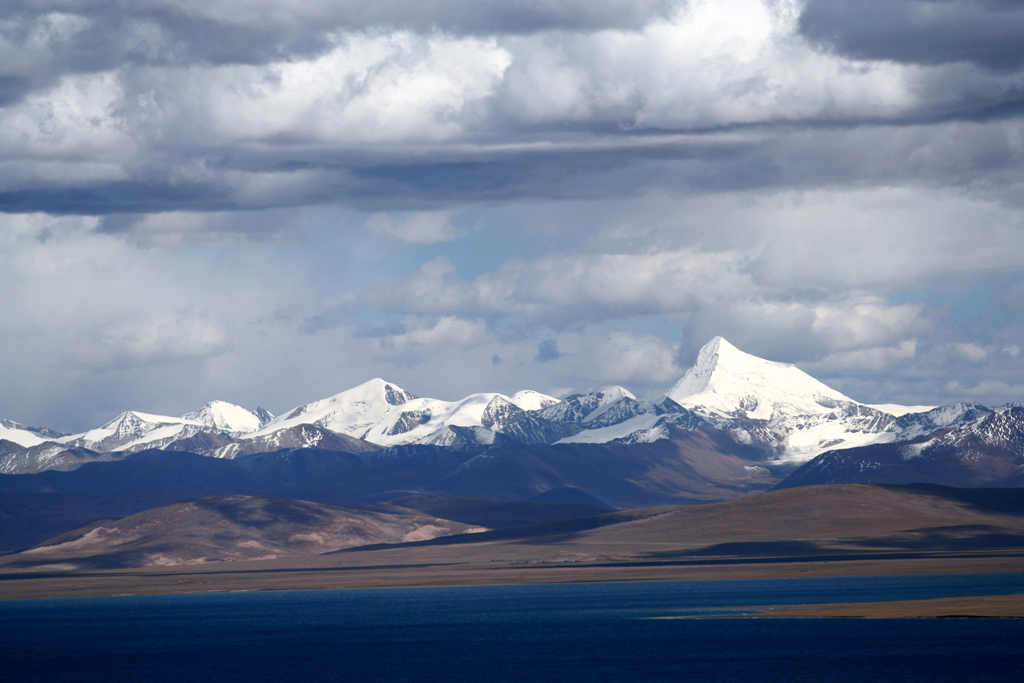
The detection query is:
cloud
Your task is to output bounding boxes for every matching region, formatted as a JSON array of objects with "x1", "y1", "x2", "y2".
[
  {"x1": 86, "y1": 313, "x2": 230, "y2": 367},
  {"x1": 370, "y1": 316, "x2": 491, "y2": 358},
  {"x1": 947, "y1": 378, "x2": 1024, "y2": 400},
  {"x1": 535, "y1": 339, "x2": 561, "y2": 362},
  {"x1": 800, "y1": 0, "x2": 1024, "y2": 70},
  {"x1": 368, "y1": 249, "x2": 753, "y2": 327},
  {"x1": 805, "y1": 340, "x2": 919, "y2": 375},
  {"x1": 366, "y1": 211, "x2": 459, "y2": 243},
  {"x1": 97, "y1": 209, "x2": 305, "y2": 245},
  {"x1": 3, "y1": 0, "x2": 1024, "y2": 219},
  {"x1": 573, "y1": 331, "x2": 682, "y2": 387},
  {"x1": 497, "y1": 0, "x2": 918, "y2": 128}
]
